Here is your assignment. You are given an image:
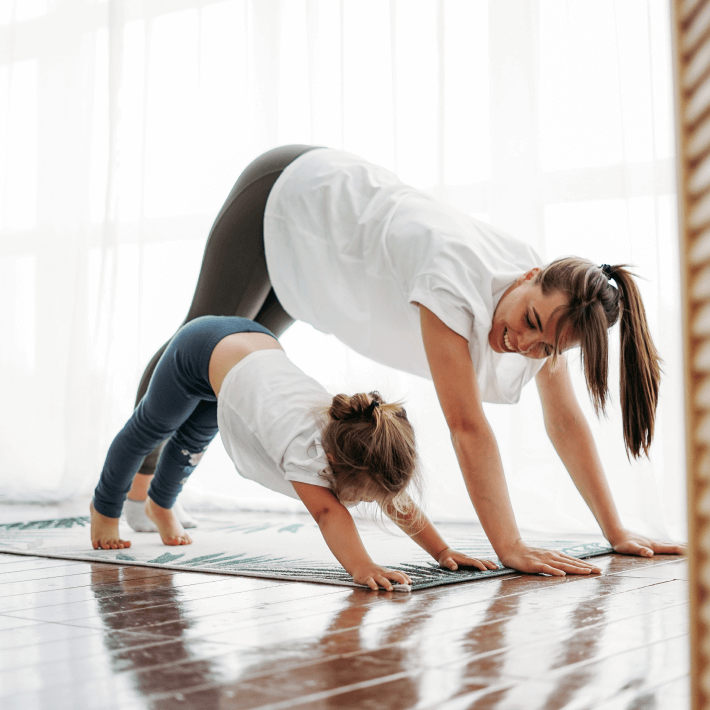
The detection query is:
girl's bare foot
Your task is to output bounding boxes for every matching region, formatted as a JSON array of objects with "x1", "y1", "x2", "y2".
[
  {"x1": 90, "y1": 501, "x2": 132, "y2": 550},
  {"x1": 145, "y1": 497, "x2": 192, "y2": 546}
]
